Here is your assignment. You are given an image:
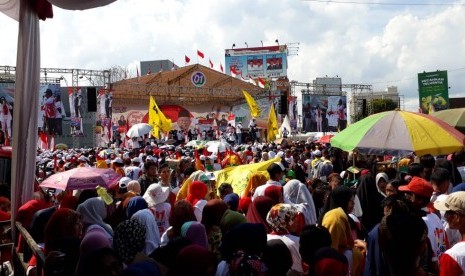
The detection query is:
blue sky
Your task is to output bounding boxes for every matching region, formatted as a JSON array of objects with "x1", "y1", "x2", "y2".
[{"x1": 1, "y1": 0, "x2": 464, "y2": 111}]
